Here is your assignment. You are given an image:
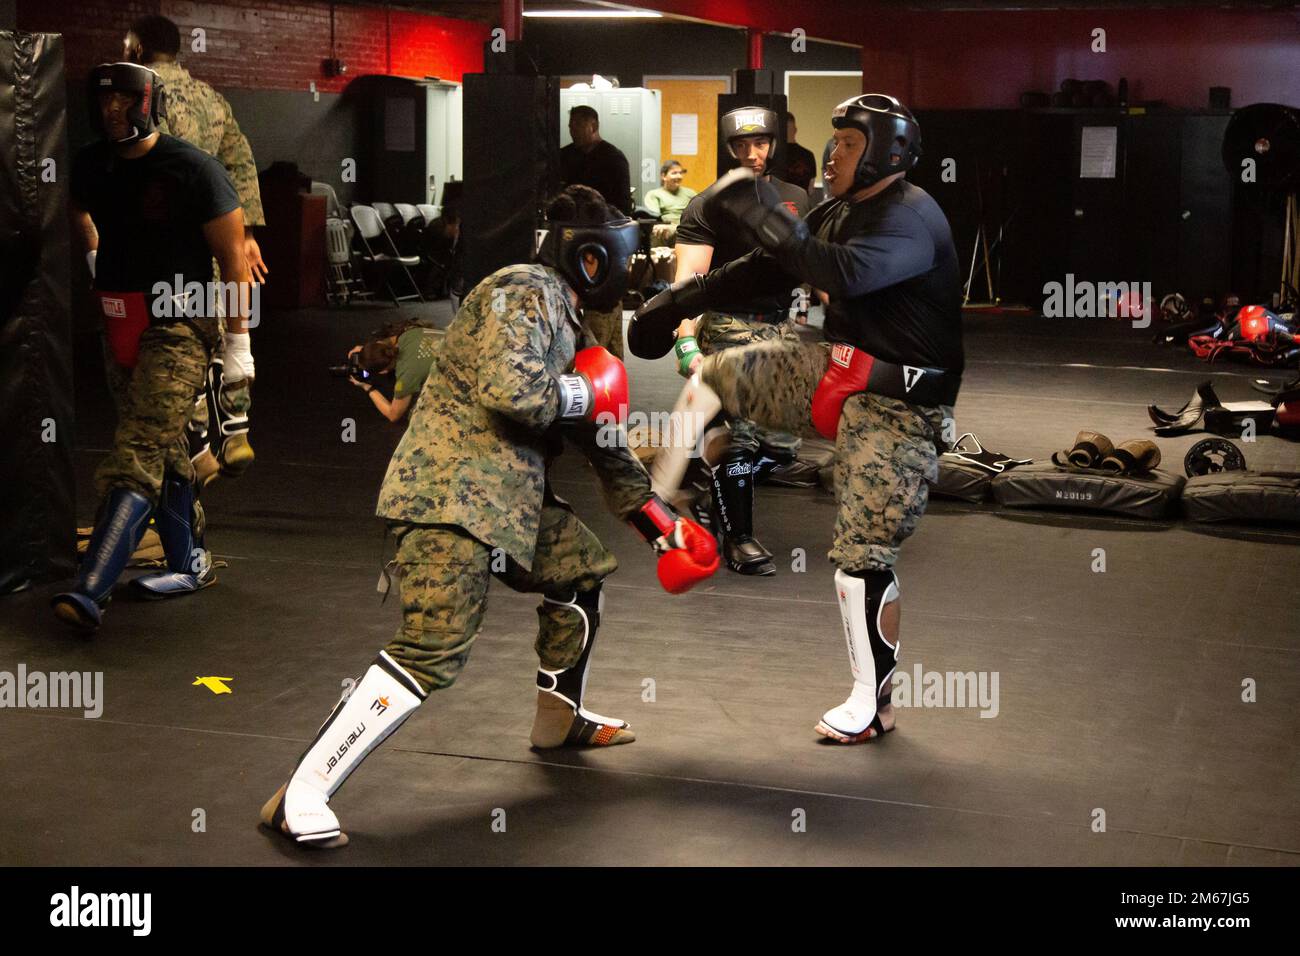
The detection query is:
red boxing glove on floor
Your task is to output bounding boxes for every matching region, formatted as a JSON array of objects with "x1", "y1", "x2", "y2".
[
  {"x1": 811, "y1": 343, "x2": 874, "y2": 440},
  {"x1": 629, "y1": 494, "x2": 719, "y2": 594},
  {"x1": 556, "y1": 347, "x2": 629, "y2": 424}
]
